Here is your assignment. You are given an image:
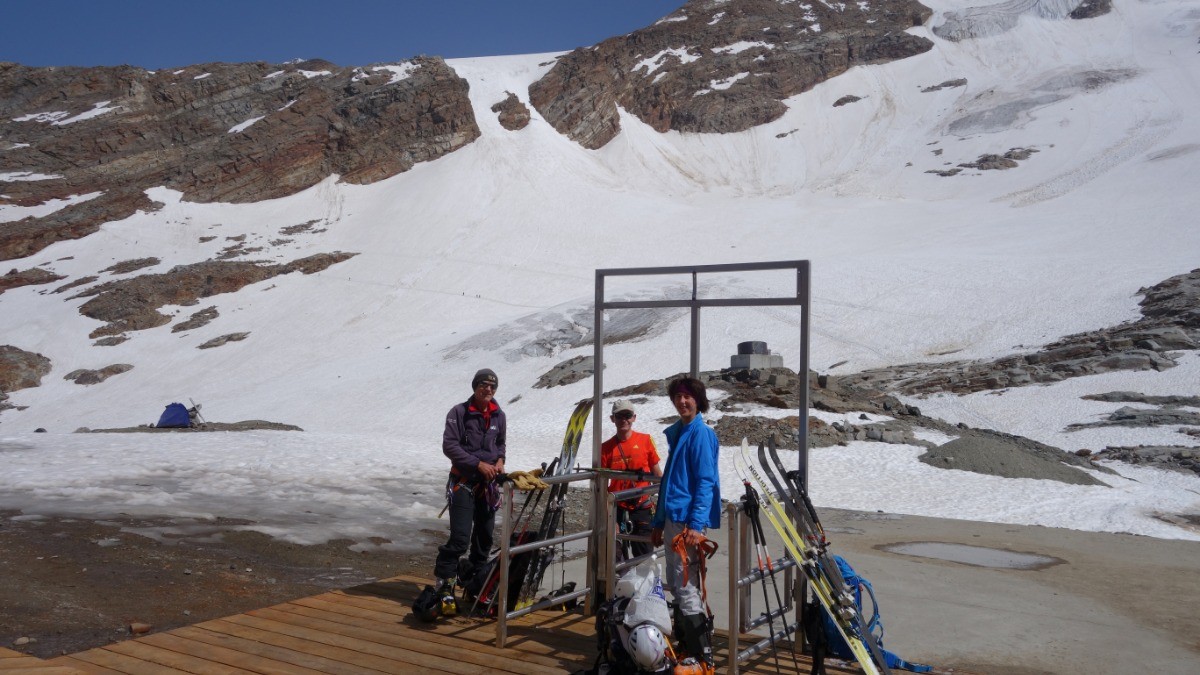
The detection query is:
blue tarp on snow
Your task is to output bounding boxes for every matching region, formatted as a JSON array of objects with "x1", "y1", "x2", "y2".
[{"x1": 157, "y1": 402, "x2": 191, "y2": 428}]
